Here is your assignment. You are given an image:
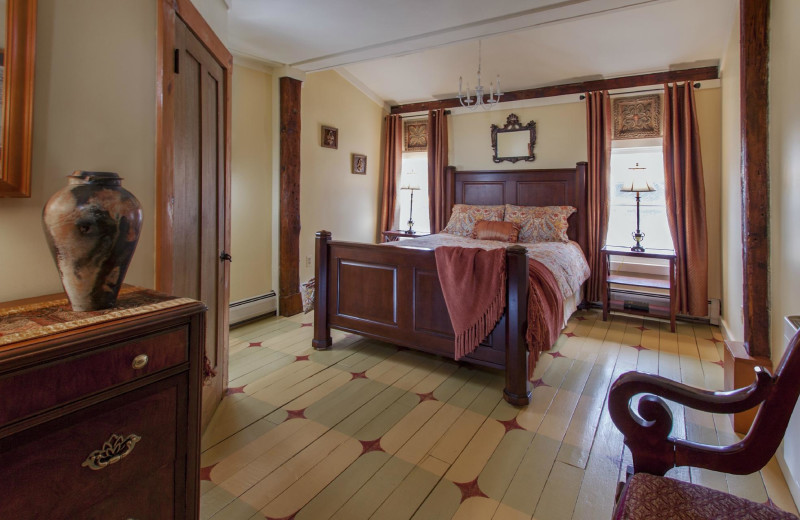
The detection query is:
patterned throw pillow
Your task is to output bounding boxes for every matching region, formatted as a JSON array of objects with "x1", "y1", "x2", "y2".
[
  {"x1": 442, "y1": 204, "x2": 505, "y2": 237},
  {"x1": 471, "y1": 220, "x2": 520, "y2": 242},
  {"x1": 504, "y1": 204, "x2": 576, "y2": 243}
]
